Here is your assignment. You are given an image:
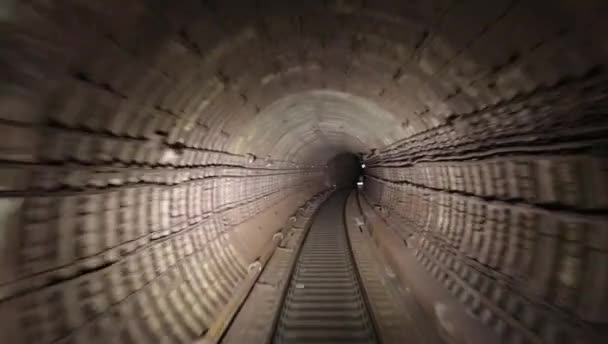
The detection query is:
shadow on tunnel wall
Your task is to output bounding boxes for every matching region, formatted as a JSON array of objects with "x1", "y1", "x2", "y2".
[{"x1": 0, "y1": 1, "x2": 607, "y2": 343}]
